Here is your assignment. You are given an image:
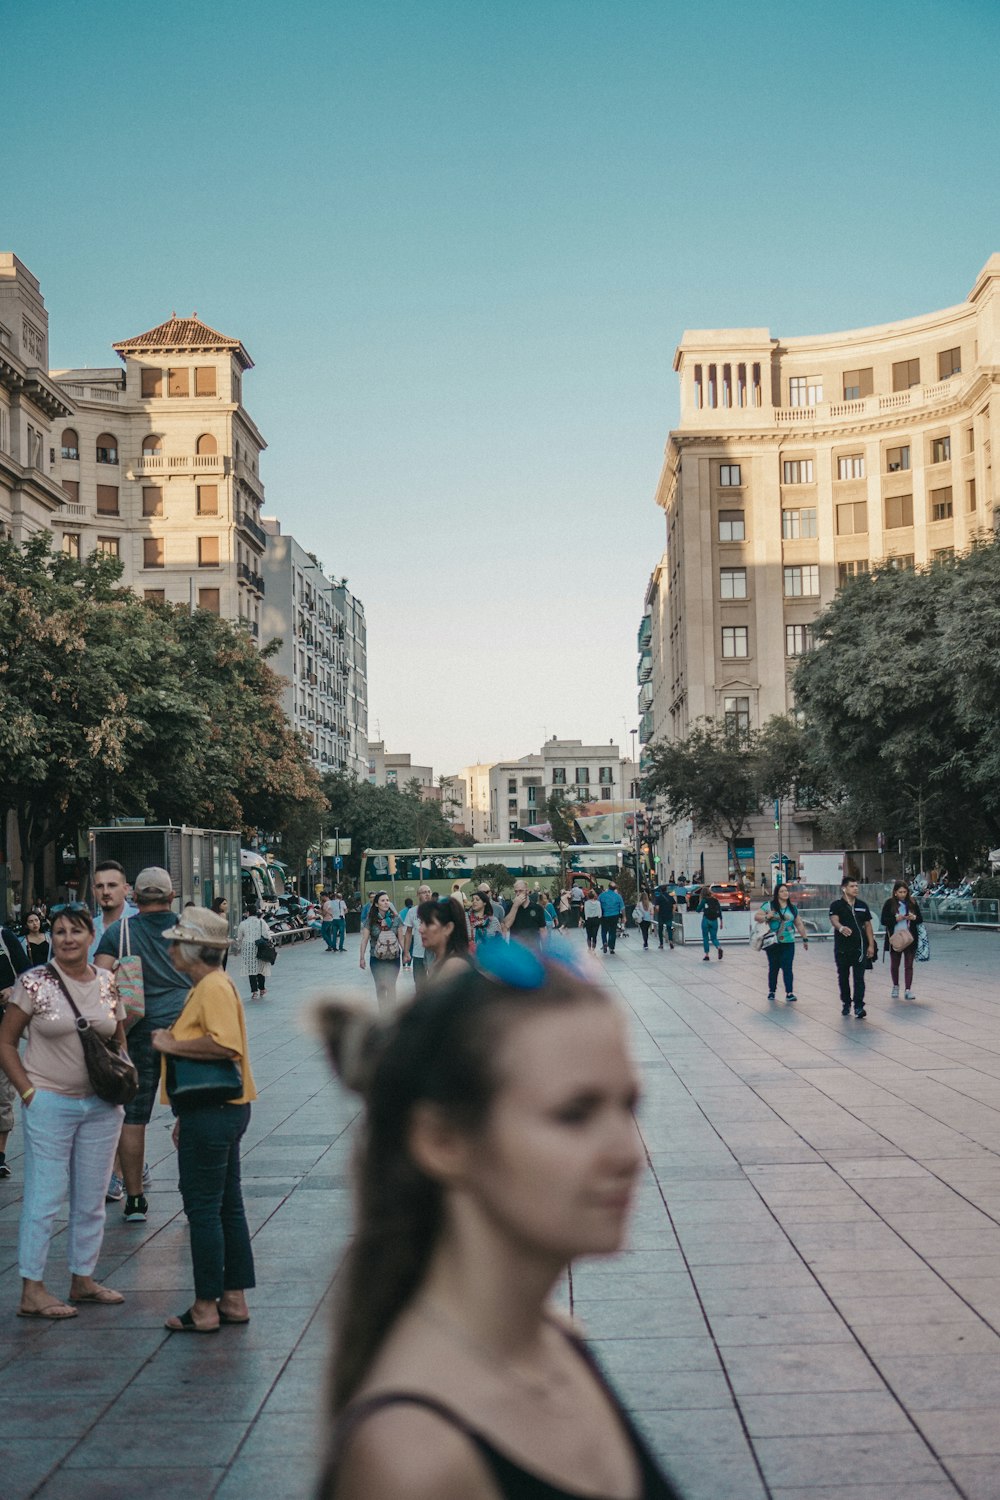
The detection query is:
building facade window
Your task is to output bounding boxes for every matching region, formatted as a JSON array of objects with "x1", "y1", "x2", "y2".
[
  {"x1": 197, "y1": 588, "x2": 221, "y2": 613},
  {"x1": 837, "y1": 454, "x2": 865, "y2": 479},
  {"x1": 838, "y1": 559, "x2": 870, "y2": 585},
  {"x1": 789, "y1": 376, "x2": 822, "y2": 406},
  {"x1": 96, "y1": 536, "x2": 120, "y2": 558},
  {"x1": 141, "y1": 368, "x2": 163, "y2": 397},
  {"x1": 598, "y1": 766, "x2": 613, "y2": 784},
  {"x1": 783, "y1": 564, "x2": 819, "y2": 597},
  {"x1": 723, "y1": 695, "x2": 750, "y2": 737},
  {"x1": 891, "y1": 358, "x2": 920, "y2": 391},
  {"x1": 95, "y1": 433, "x2": 118, "y2": 464},
  {"x1": 781, "y1": 508, "x2": 817, "y2": 540},
  {"x1": 61, "y1": 478, "x2": 79, "y2": 503},
  {"x1": 196, "y1": 433, "x2": 218, "y2": 455},
  {"x1": 96, "y1": 484, "x2": 119, "y2": 515},
  {"x1": 785, "y1": 624, "x2": 813, "y2": 657},
  {"x1": 887, "y1": 554, "x2": 915, "y2": 570},
  {"x1": 142, "y1": 434, "x2": 163, "y2": 456},
  {"x1": 168, "y1": 368, "x2": 190, "y2": 397},
  {"x1": 600, "y1": 787, "x2": 612, "y2": 800},
  {"x1": 782, "y1": 459, "x2": 814, "y2": 484},
  {"x1": 842, "y1": 367, "x2": 873, "y2": 400},
  {"x1": 197, "y1": 484, "x2": 219, "y2": 516},
  {"x1": 885, "y1": 494, "x2": 914, "y2": 529},
  {"x1": 508, "y1": 779, "x2": 516, "y2": 794},
  {"x1": 194, "y1": 366, "x2": 217, "y2": 397},
  {"x1": 937, "y1": 346, "x2": 961, "y2": 380},
  {"x1": 931, "y1": 436, "x2": 951, "y2": 463},
  {"x1": 967, "y1": 478, "x2": 977, "y2": 512},
  {"x1": 718, "y1": 509, "x2": 745, "y2": 542},
  {"x1": 721, "y1": 626, "x2": 749, "y2": 658},
  {"x1": 719, "y1": 463, "x2": 741, "y2": 487},
  {"x1": 886, "y1": 444, "x2": 910, "y2": 472},
  {"x1": 61, "y1": 428, "x2": 79, "y2": 460},
  {"x1": 836, "y1": 501, "x2": 868, "y2": 535},
  {"x1": 551, "y1": 767, "x2": 566, "y2": 785},
  {"x1": 720, "y1": 567, "x2": 747, "y2": 599},
  {"x1": 930, "y1": 486, "x2": 953, "y2": 521},
  {"x1": 144, "y1": 589, "x2": 165, "y2": 604},
  {"x1": 143, "y1": 537, "x2": 164, "y2": 568},
  {"x1": 62, "y1": 533, "x2": 81, "y2": 559},
  {"x1": 575, "y1": 768, "x2": 589, "y2": 784},
  {"x1": 142, "y1": 485, "x2": 163, "y2": 517}
]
